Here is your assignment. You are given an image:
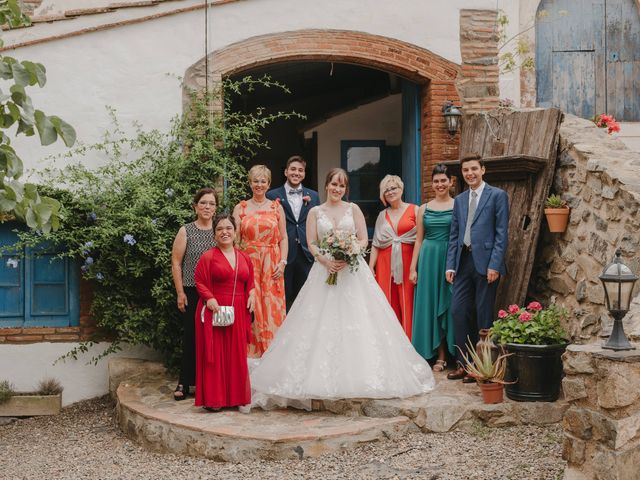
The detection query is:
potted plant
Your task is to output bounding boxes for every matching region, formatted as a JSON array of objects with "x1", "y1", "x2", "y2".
[
  {"x1": 544, "y1": 194, "x2": 570, "y2": 233},
  {"x1": 0, "y1": 378, "x2": 63, "y2": 417},
  {"x1": 458, "y1": 339, "x2": 512, "y2": 404},
  {"x1": 490, "y1": 302, "x2": 569, "y2": 402}
]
